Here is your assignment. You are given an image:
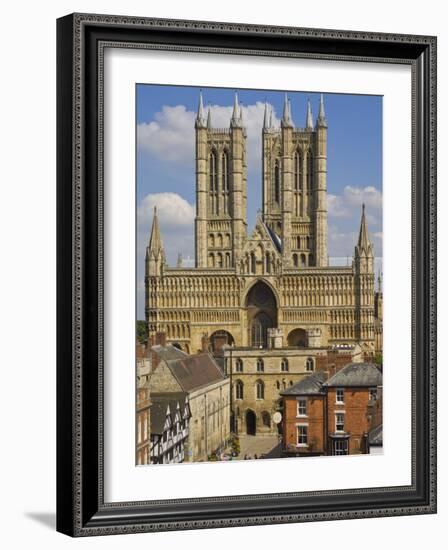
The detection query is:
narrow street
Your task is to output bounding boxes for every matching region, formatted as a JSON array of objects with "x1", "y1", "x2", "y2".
[{"x1": 236, "y1": 435, "x2": 282, "y2": 460}]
